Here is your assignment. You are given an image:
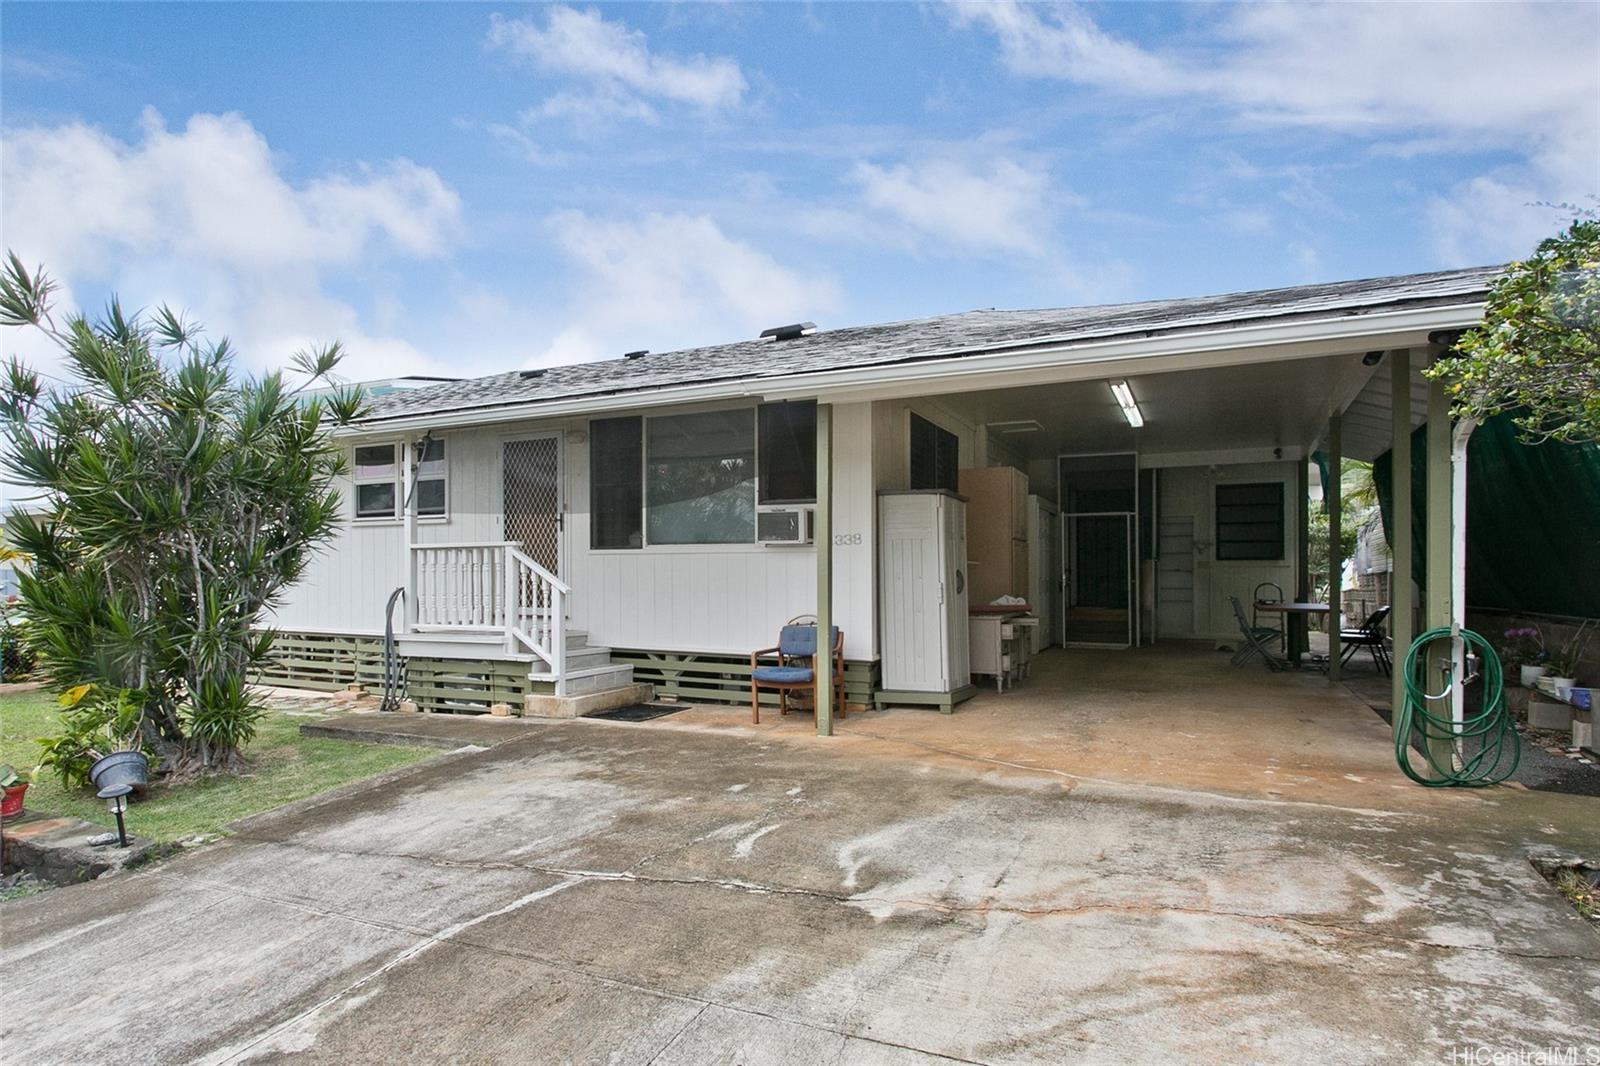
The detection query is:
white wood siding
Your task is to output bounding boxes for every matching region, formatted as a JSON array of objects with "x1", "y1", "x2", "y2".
[
  {"x1": 271, "y1": 403, "x2": 881, "y2": 662},
  {"x1": 1156, "y1": 461, "x2": 1300, "y2": 641}
]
